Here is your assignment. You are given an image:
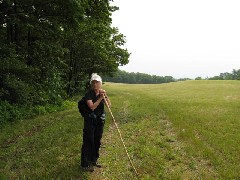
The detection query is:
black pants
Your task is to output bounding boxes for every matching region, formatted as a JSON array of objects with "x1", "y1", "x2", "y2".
[{"x1": 81, "y1": 113, "x2": 105, "y2": 167}]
